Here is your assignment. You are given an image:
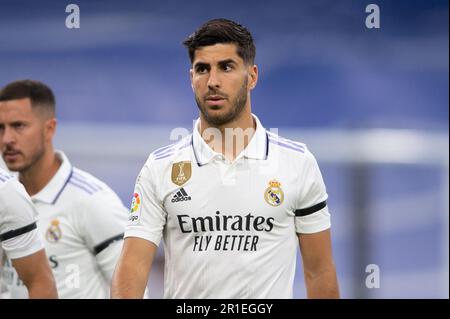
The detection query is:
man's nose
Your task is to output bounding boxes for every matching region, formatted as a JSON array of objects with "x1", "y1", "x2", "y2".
[
  {"x1": 1, "y1": 127, "x2": 16, "y2": 145},
  {"x1": 207, "y1": 68, "x2": 221, "y2": 89}
]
